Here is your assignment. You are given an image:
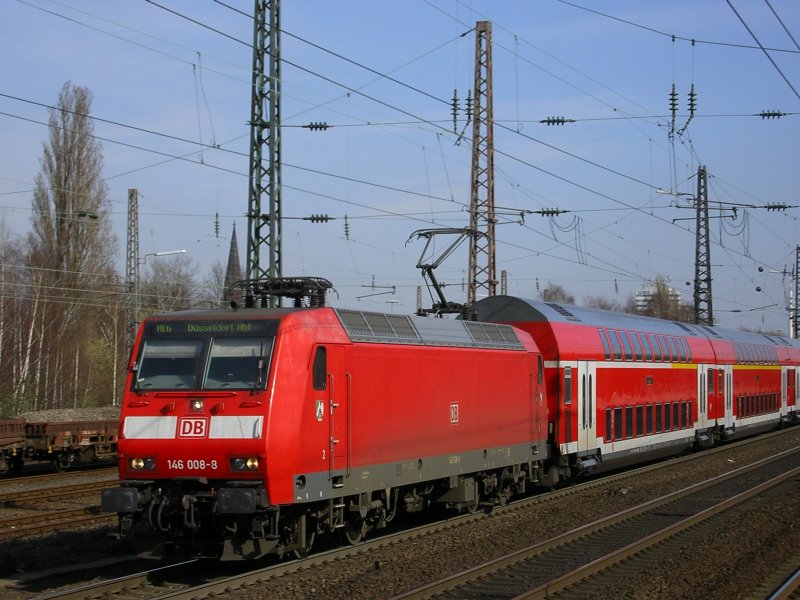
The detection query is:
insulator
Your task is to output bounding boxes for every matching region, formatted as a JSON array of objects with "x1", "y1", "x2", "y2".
[
  {"x1": 540, "y1": 117, "x2": 574, "y2": 126},
  {"x1": 343, "y1": 215, "x2": 350, "y2": 240},
  {"x1": 214, "y1": 212, "x2": 220, "y2": 238},
  {"x1": 669, "y1": 84, "x2": 679, "y2": 116},
  {"x1": 451, "y1": 89, "x2": 459, "y2": 133},
  {"x1": 306, "y1": 214, "x2": 331, "y2": 223},
  {"x1": 465, "y1": 91, "x2": 473, "y2": 122},
  {"x1": 759, "y1": 110, "x2": 785, "y2": 119},
  {"x1": 304, "y1": 121, "x2": 330, "y2": 131},
  {"x1": 688, "y1": 84, "x2": 697, "y2": 117}
]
